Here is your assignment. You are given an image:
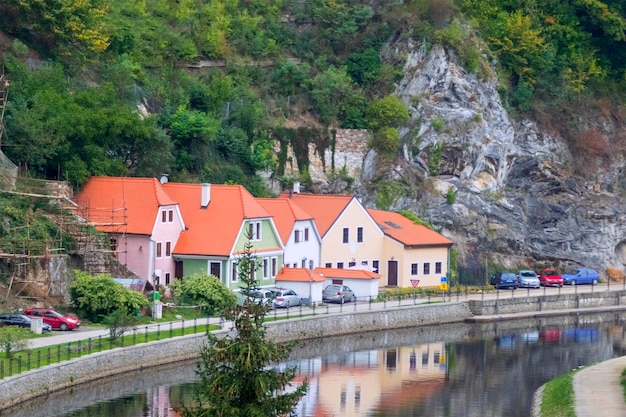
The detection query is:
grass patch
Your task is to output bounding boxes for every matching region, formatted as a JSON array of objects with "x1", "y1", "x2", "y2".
[
  {"x1": 541, "y1": 369, "x2": 577, "y2": 417},
  {"x1": 621, "y1": 368, "x2": 626, "y2": 402},
  {"x1": 0, "y1": 322, "x2": 220, "y2": 378}
]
